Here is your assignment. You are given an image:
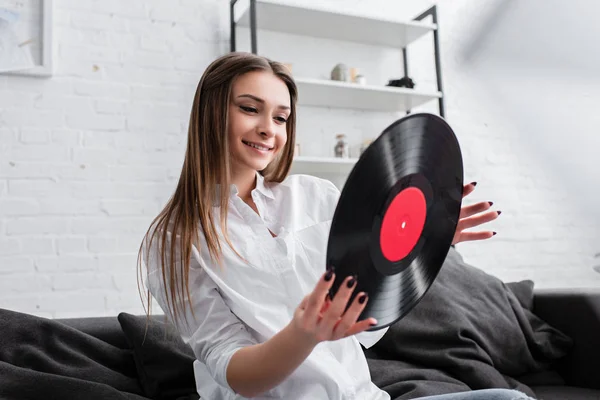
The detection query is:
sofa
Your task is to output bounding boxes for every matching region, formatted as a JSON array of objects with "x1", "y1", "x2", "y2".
[{"x1": 1, "y1": 249, "x2": 599, "y2": 400}]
